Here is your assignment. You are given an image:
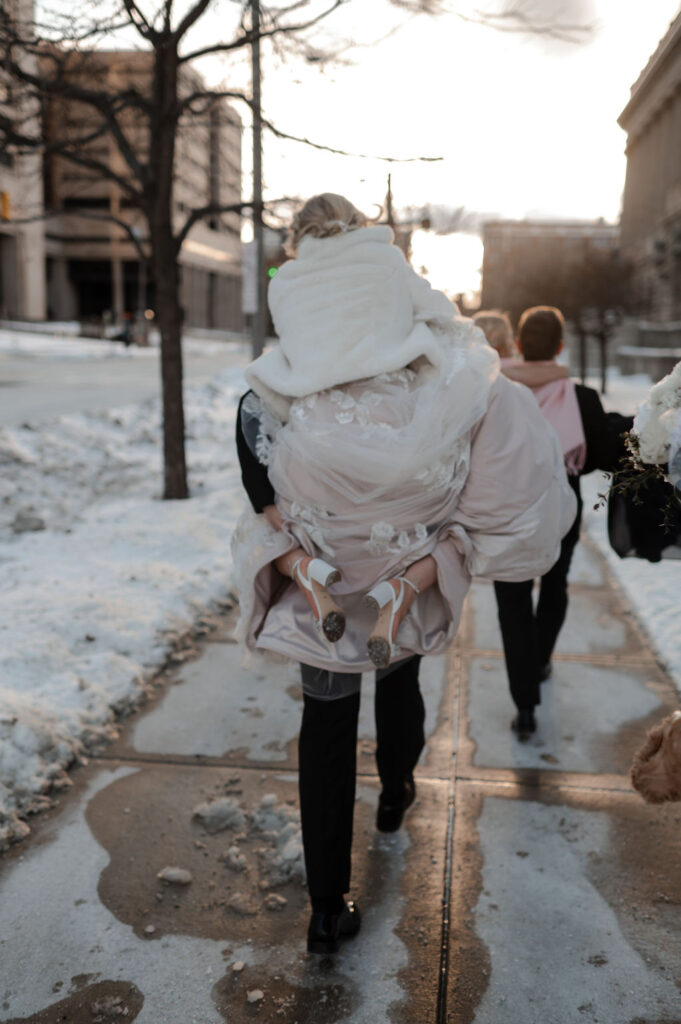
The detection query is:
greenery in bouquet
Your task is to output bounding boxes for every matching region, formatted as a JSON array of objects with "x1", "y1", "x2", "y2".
[{"x1": 605, "y1": 362, "x2": 681, "y2": 516}]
